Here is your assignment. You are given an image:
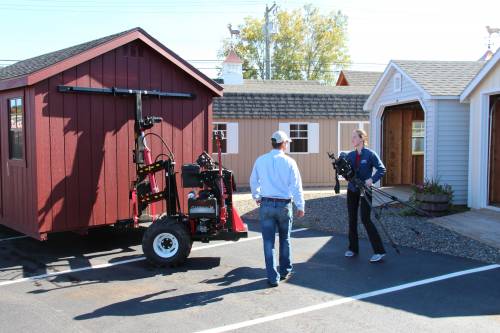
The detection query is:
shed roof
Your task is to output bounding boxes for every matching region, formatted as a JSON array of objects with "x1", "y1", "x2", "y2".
[
  {"x1": 392, "y1": 60, "x2": 484, "y2": 96},
  {"x1": 0, "y1": 29, "x2": 135, "y2": 81},
  {"x1": 214, "y1": 80, "x2": 369, "y2": 119},
  {"x1": 0, "y1": 27, "x2": 222, "y2": 95},
  {"x1": 364, "y1": 59, "x2": 486, "y2": 110},
  {"x1": 223, "y1": 79, "x2": 373, "y2": 95},
  {"x1": 336, "y1": 70, "x2": 382, "y2": 87}
]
